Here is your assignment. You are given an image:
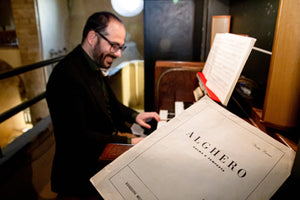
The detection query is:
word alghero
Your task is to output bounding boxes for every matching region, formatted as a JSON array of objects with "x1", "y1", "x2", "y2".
[{"x1": 186, "y1": 132, "x2": 247, "y2": 178}]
